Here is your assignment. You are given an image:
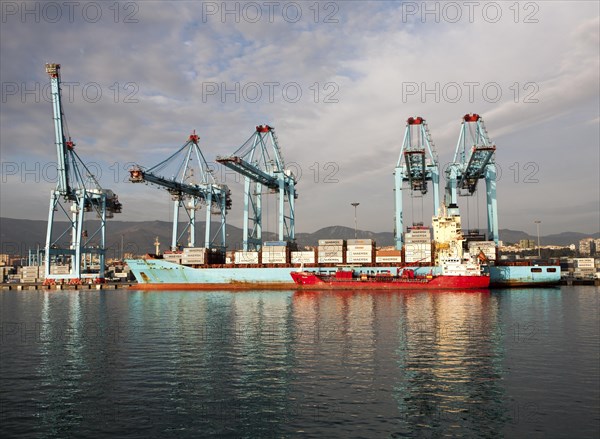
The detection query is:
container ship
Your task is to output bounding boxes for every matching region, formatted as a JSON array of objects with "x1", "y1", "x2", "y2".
[{"x1": 126, "y1": 210, "x2": 560, "y2": 289}]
